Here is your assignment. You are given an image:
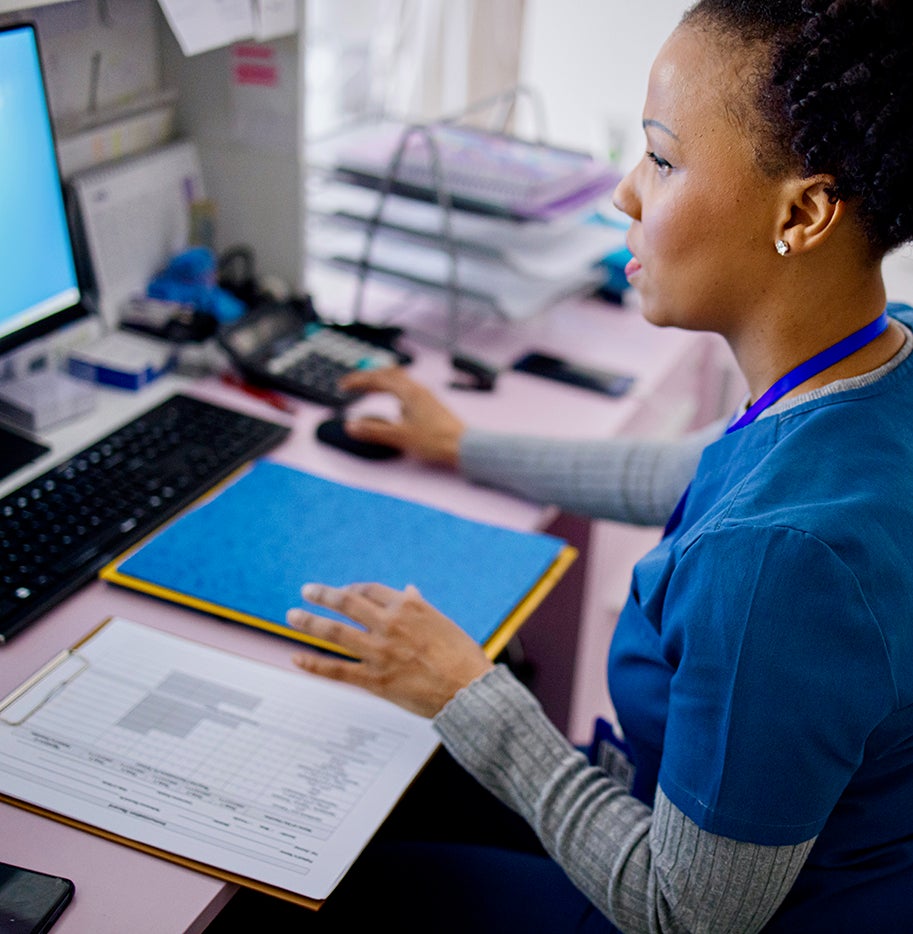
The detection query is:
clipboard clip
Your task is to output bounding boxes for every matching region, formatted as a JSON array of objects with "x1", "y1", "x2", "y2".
[{"x1": 0, "y1": 651, "x2": 90, "y2": 727}]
